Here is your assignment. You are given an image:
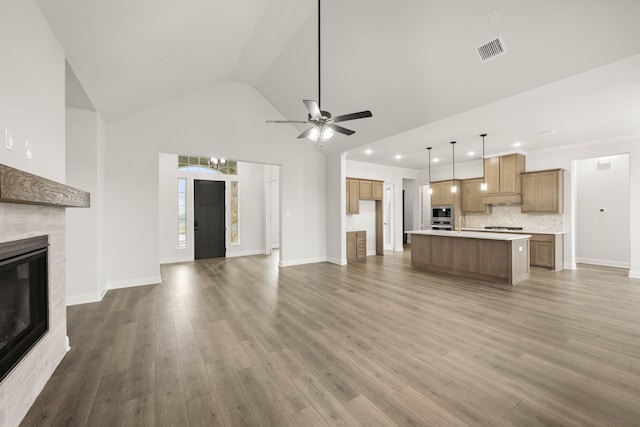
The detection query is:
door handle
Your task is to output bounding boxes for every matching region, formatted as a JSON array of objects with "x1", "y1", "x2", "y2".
[{"x1": 194, "y1": 219, "x2": 199, "y2": 230}]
